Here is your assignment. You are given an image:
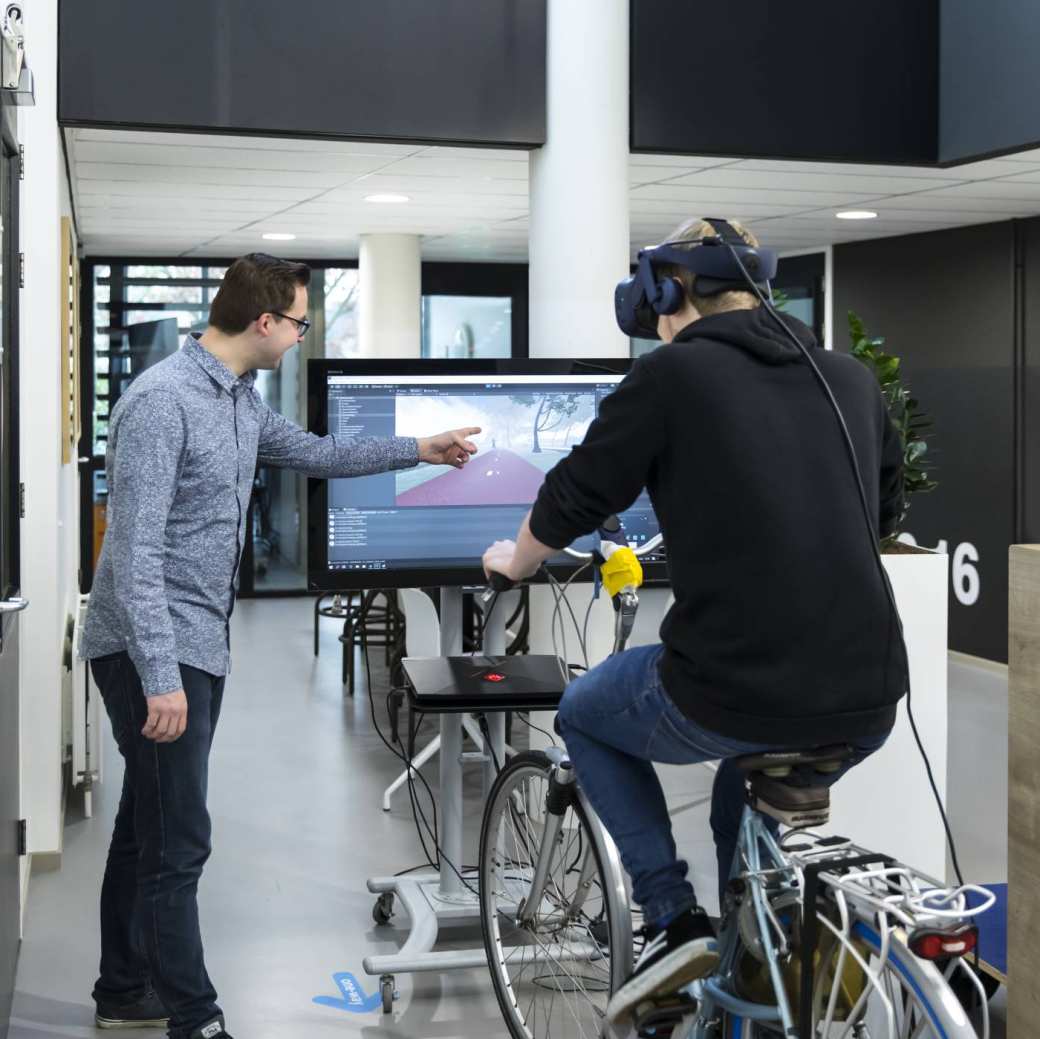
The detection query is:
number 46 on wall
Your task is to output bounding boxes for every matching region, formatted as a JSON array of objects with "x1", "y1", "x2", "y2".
[{"x1": 896, "y1": 533, "x2": 980, "y2": 607}]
